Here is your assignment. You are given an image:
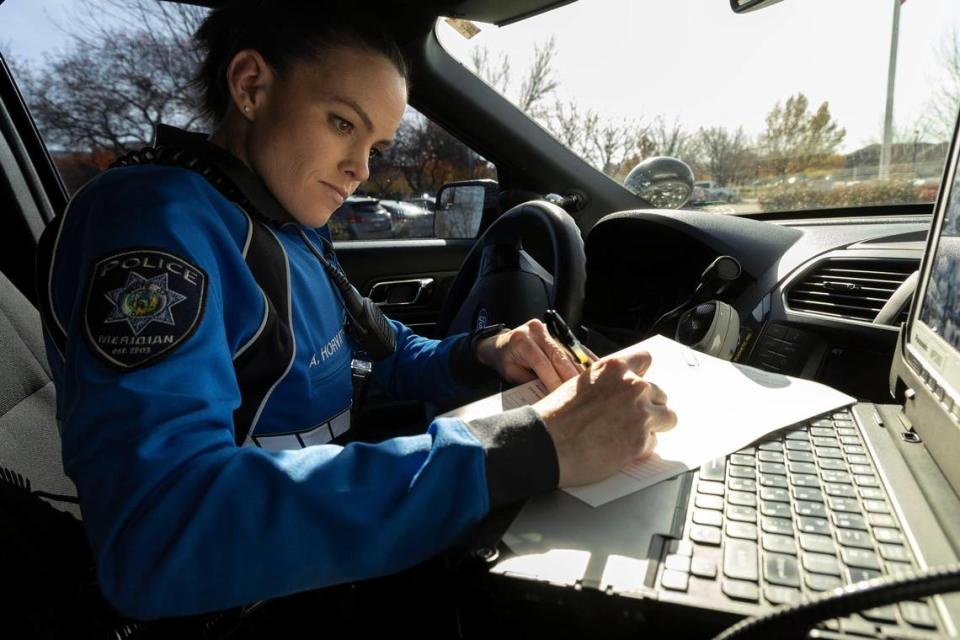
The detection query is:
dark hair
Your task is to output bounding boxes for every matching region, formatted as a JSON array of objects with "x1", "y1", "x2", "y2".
[{"x1": 193, "y1": 1, "x2": 409, "y2": 124}]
